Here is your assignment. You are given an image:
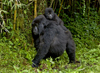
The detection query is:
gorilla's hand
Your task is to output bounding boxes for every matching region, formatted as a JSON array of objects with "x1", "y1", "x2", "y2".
[{"x1": 32, "y1": 62, "x2": 38, "y2": 68}]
